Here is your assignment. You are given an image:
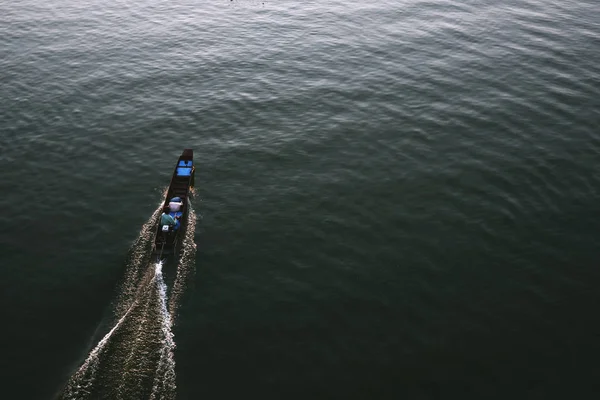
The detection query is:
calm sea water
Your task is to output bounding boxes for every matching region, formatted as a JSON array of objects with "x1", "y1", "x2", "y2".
[{"x1": 2, "y1": 0, "x2": 600, "y2": 398}]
